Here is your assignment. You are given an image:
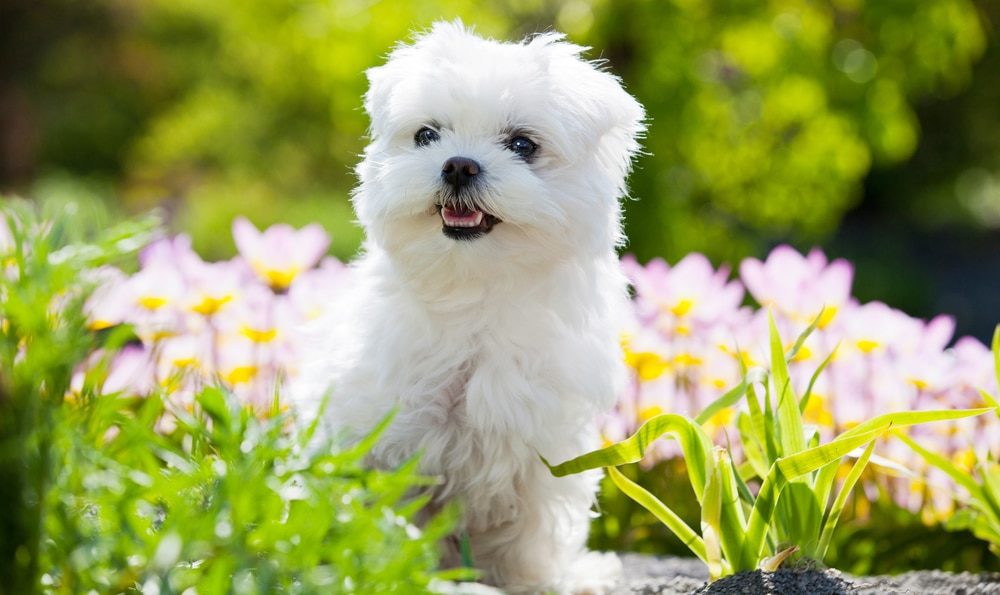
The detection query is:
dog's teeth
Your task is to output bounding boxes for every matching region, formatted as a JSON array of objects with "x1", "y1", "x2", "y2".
[{"x1": 441, "y1": 208, "x2": 485, "y2": 228}]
